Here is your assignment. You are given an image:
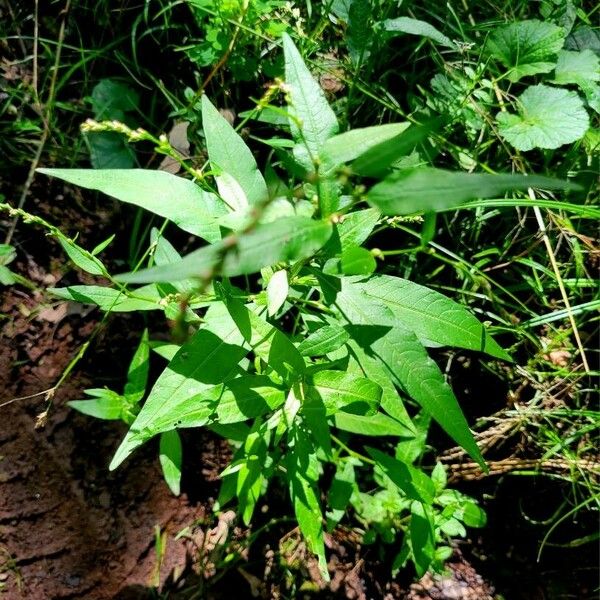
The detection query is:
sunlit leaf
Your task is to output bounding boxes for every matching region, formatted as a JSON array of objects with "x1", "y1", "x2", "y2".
[
  {"x1": 383, "y1": 17, "x2": 454, "y2": 48},
  {"x1": 367, "y1": 167, "x2": 578, "y2": 214},
  {"x1": 116, "y1": 217, "x2": 332, "y2": 284},
  {"x1": 497, "y1": 84, "x2": 589, "y2": 151},
  {"x1": 38, "y1": 169, "x2": 226, "y2": 243},
  {"x1": 283, "y1": 33, "x2": 339, "y2": 166},
  {"x1": 202, "y1": 95, "x2": 268, "y2": 206},
  {"x1": 159, "y1": 430, "x2": 182, "y2": 496}
]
